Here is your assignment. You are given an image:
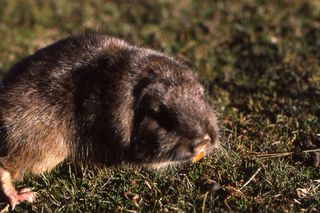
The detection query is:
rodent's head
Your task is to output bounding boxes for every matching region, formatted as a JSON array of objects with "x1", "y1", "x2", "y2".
[{"x1": 126, "y1": 55, "x2": 219, "y2": 168}]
